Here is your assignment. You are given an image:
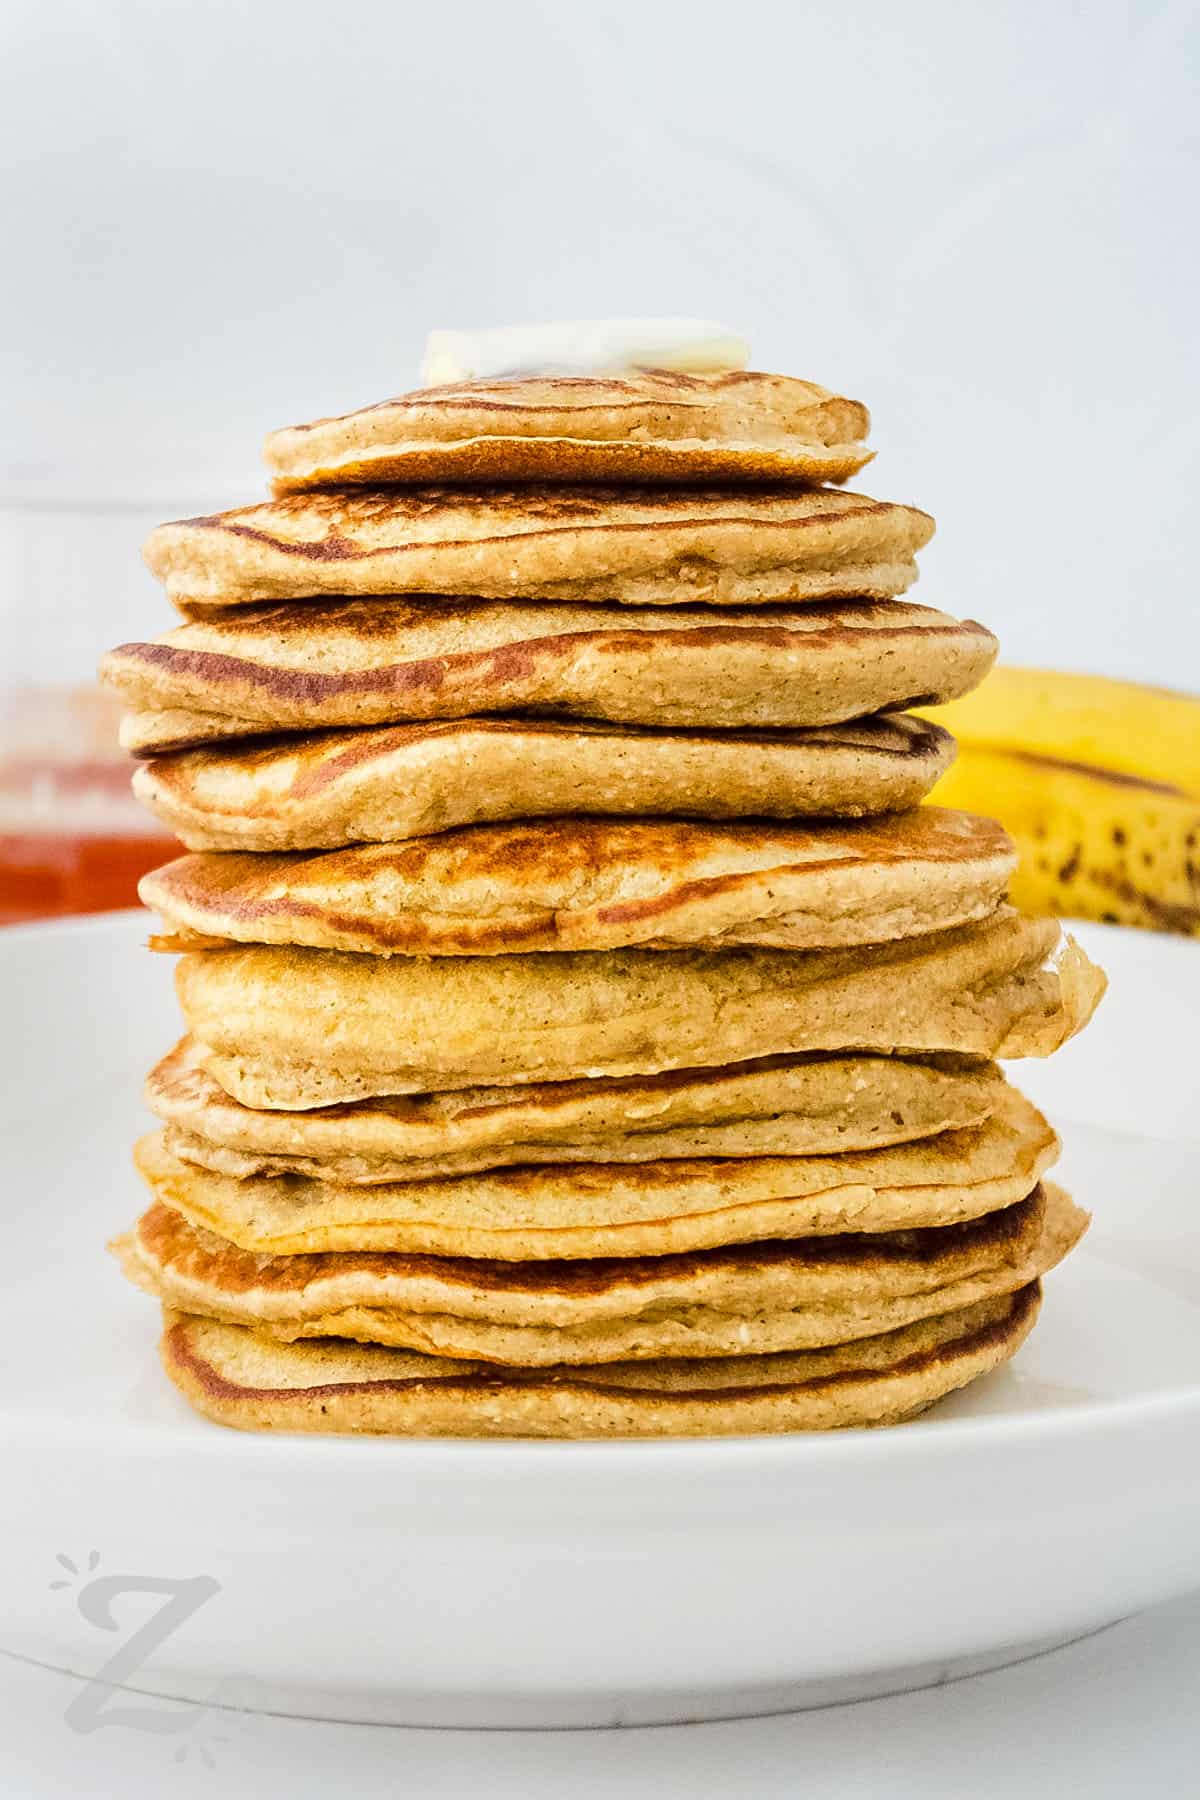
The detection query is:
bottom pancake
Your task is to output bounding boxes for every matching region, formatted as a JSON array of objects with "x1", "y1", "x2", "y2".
[{"x1": 158, "y1": 1283, "x2": 1042, "y2": 1437}]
